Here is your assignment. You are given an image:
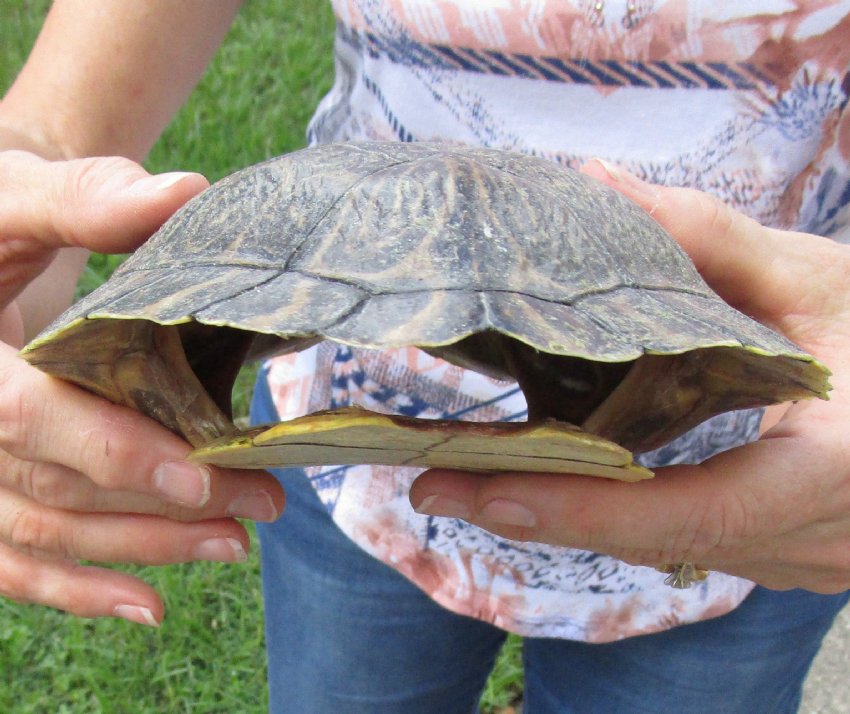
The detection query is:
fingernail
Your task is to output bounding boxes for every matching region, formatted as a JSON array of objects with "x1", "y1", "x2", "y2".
[
  {"x1": 113, "y1": 604, "x2": 160, "y2": 628},
  {"x1": 193, "y1": 537, "x2": 248, "y2": 563},
  {"x1": 153, "y1": 461, "x2": 211, "y2": 507},
  {"x1": 127, "y1": 171, "x2": 198, "y2": 194},
  {"x1": 413, "y1": 494, "x2": 471, "y2": 520},
  {"x1": 593, "y1": 158, "x2": 622, "y2": 182},
  {"x1": 226, "y1": 490, "x2": 278, "y2": 521},
  {"x1": 595, "y1": 158, "x2": 659, "y2": 198},
  {"x1": 587, "y1": 159, "x2": 662, "y2": 216},
  {"x1": 479, "y1": 499, "x2": 537, "y2": 528}
]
